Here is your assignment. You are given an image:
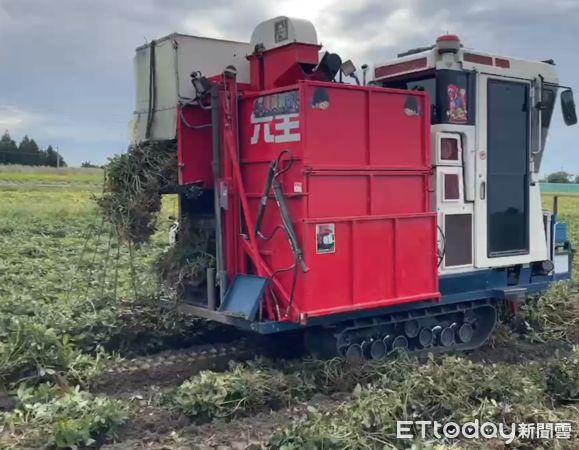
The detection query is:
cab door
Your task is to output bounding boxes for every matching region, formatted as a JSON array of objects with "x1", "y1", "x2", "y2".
[{"x1": 475, "y1": 75, "x2": 531, "y2": 267}]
